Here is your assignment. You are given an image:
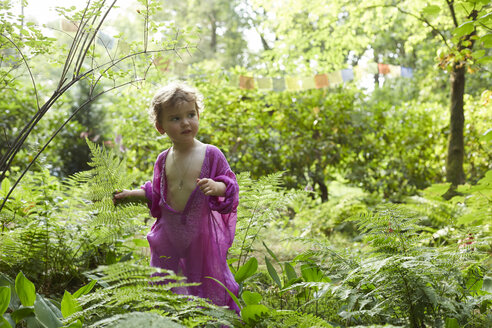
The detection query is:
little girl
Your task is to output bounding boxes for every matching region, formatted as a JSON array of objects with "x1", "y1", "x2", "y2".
[{"x1": 113, "y1": 82, "x2": 239, "y2": 312}]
